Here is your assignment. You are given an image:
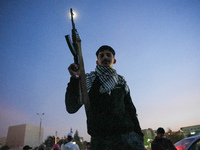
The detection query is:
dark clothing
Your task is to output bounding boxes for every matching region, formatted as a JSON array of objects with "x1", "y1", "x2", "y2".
[
  {"x1": 91, "y1": 131, "x2": 145, "y2": 150},
  {"x1": 65, "y1": 75, "x2": 144, "y2": 149},
  {"x1": 151, "y1": 136, "x2": 177, "y2": 150},
  {"x1": 66, "y1": 77, "x2": 143, "y2": 137}
]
